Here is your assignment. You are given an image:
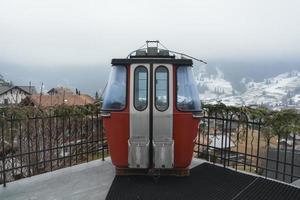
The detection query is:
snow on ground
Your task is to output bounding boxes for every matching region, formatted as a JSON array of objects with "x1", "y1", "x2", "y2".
[
  {"x1": 292, "y1": 94, "x2": 300, "y2": 103},
  {"x1": 196, "y1": 67, "x2": 234, "y2": 103},
  {"x1": 242, "y1": 71, "x2": 300, "y2": 106},
  {"x1": 196, "y1": 69, "x2": 300, "y2": 110}
]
